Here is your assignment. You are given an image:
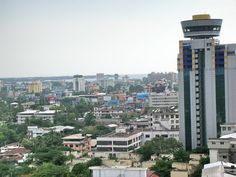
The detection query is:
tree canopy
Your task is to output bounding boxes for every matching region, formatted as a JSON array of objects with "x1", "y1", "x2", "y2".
[
  {"x1": 137, "y1": 137, "x2": 182, "y2": 161},
  {"x1": 31, "y1": 163, "x2": 70, "y2": 177}
]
